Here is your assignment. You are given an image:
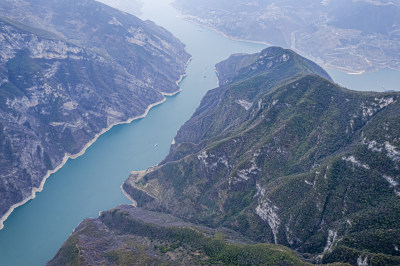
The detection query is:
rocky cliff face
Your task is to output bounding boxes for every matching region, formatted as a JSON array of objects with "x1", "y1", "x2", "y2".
[
  {"x1": 122, "y1": 47, "x2": 400, "y2": 265},
  {"x1": 0, "y1": 0, "x2": 189, "y2": 94},
  {"x1": 0, "y1": 0, "x2": 190, "y2": 229}
]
